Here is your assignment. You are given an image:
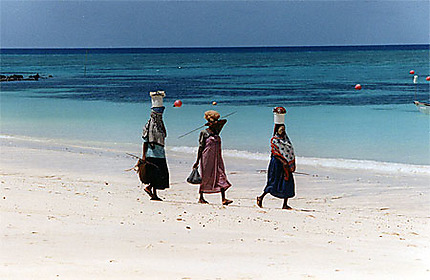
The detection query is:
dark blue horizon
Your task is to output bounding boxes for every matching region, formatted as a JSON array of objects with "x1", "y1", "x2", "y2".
[{"x1": 1, "y1": 44, "x2": 429, "y2": 55}]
